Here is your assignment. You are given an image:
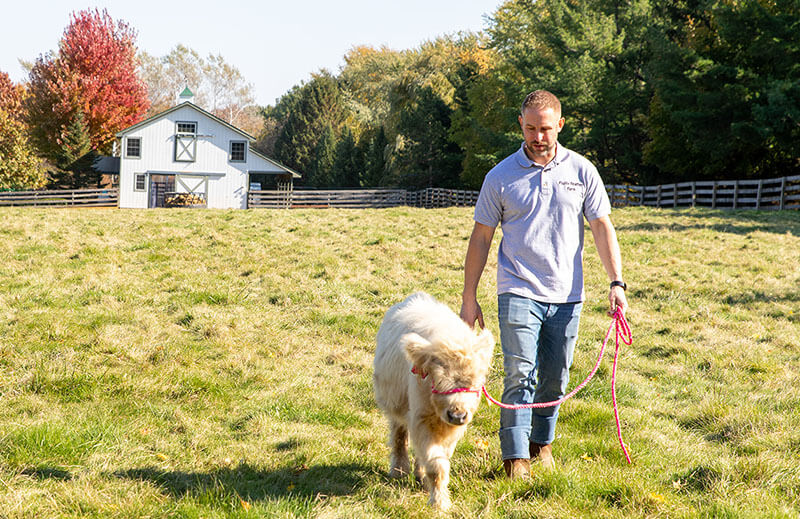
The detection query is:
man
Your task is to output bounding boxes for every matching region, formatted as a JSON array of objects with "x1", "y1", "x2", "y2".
[{"x1": 460, "y1": 90, "x2": 628, "y2": 479}]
